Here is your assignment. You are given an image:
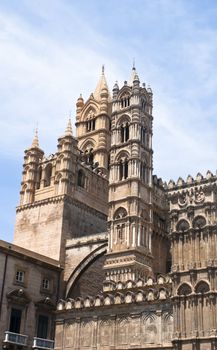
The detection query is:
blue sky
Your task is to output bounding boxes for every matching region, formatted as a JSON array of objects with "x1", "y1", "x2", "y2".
[{"x1": 1, "y1": 0, "x2": 217, "y2": 242}]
